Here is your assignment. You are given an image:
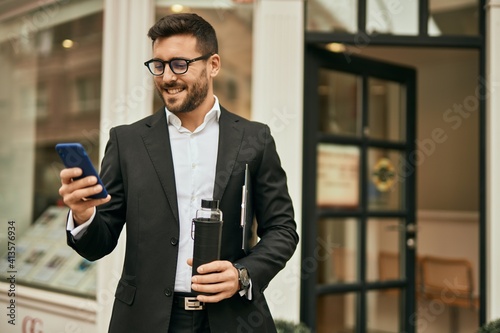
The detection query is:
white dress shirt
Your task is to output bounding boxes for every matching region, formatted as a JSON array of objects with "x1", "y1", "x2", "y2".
[{"x1": 166, "y1": 98, "x2": 220, "y2": 292}]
